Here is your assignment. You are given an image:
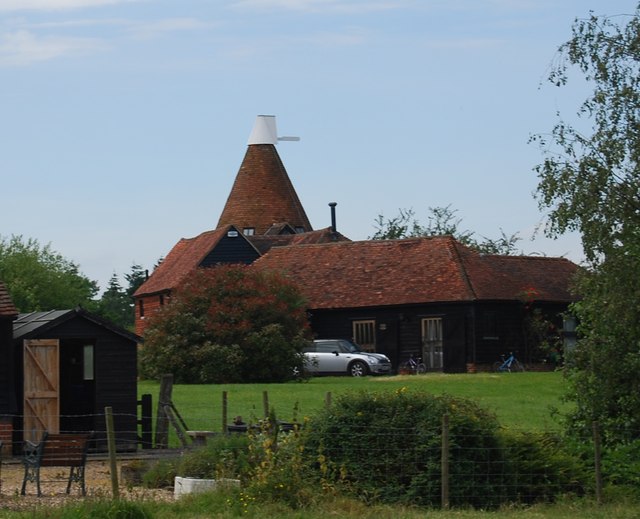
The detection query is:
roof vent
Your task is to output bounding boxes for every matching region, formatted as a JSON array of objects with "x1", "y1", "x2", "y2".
[{"x1": 248, "y1": 115, "x2": 300, "y2": 145}]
